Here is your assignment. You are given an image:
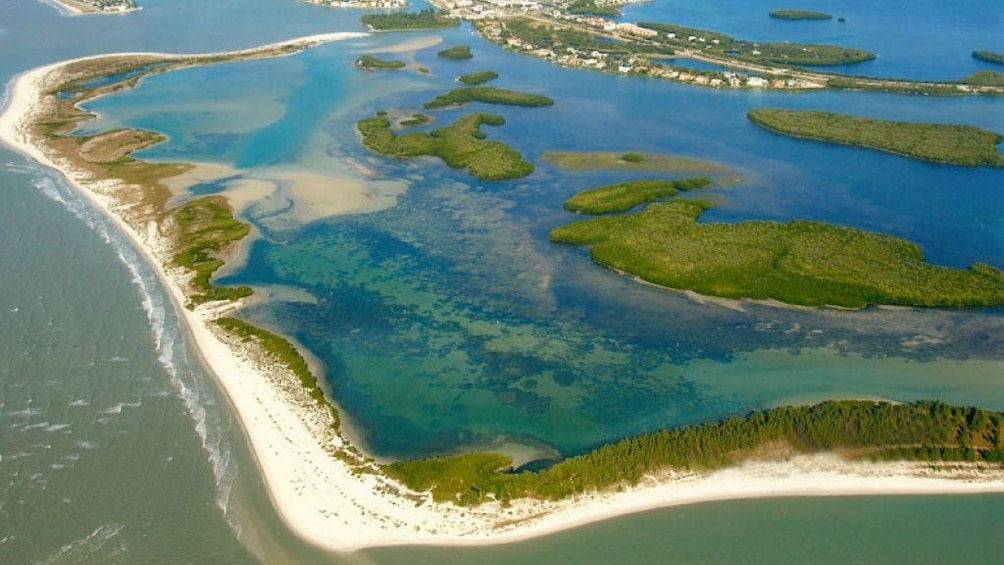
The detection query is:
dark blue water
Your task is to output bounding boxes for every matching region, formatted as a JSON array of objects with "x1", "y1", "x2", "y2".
[{"x1": 622, "y1": 0, "x2": 1004, "y2": 80}]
